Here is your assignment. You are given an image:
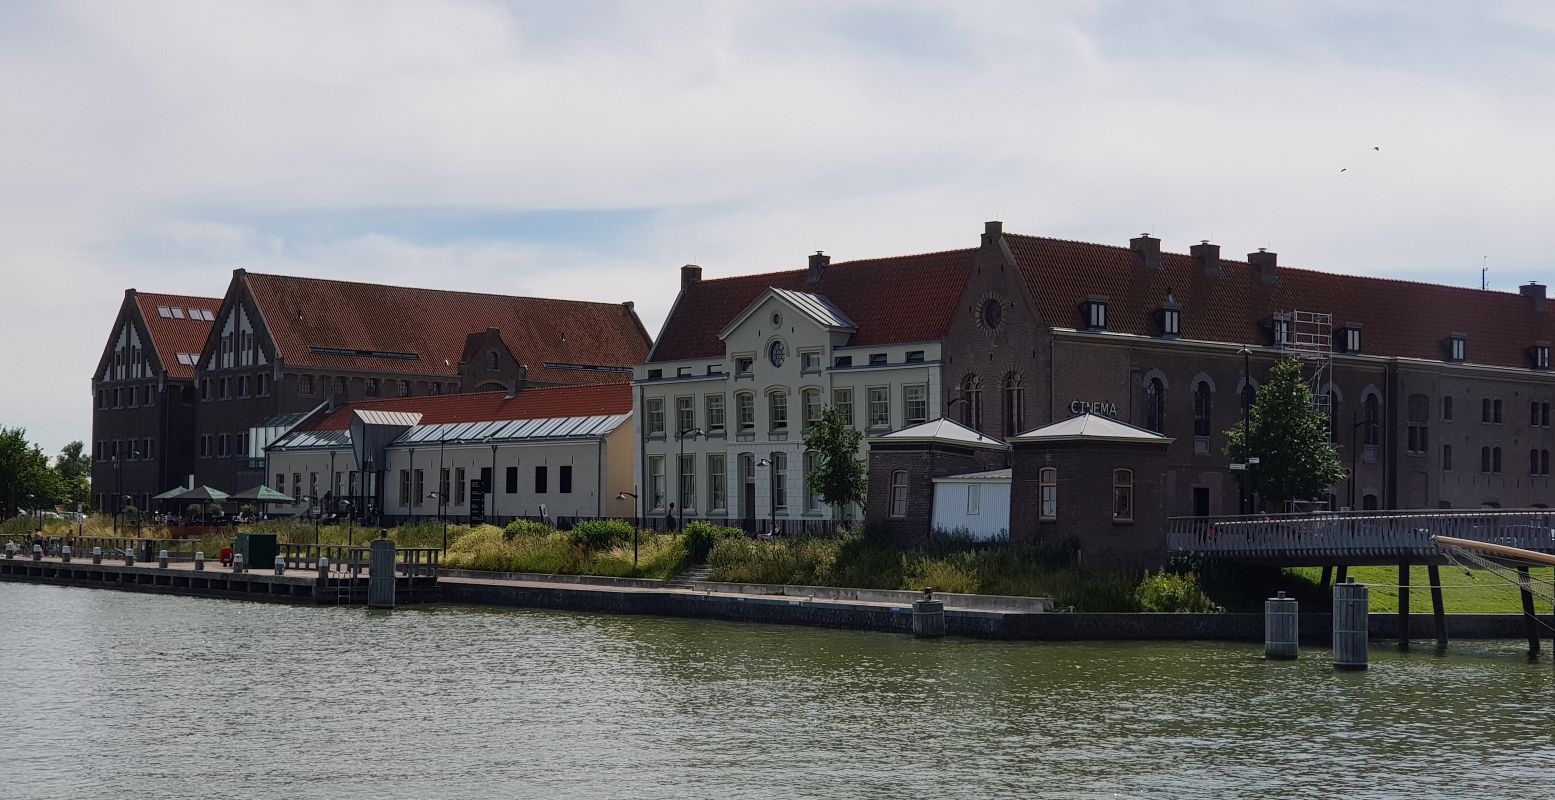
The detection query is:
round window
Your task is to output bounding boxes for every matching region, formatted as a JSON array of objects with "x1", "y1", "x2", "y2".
[
  {"x1": 768, "y1": 340, "x2": 786, "y2": 368},
  {"x1": 771, "y1": 312, "x2": 783, "y2": 327},
  {"x1": 981, "y1": 298, "x2": 1003, "y2": 329}
]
